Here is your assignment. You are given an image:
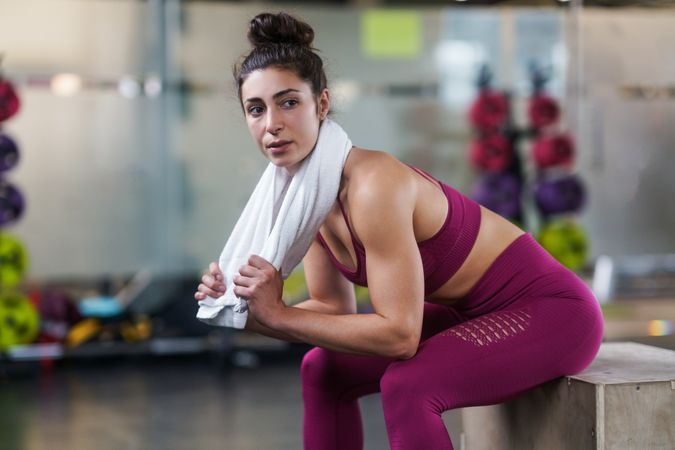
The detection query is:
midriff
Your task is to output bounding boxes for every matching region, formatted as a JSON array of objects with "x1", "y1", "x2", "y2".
[{"x1": 424, "y1": 204, "x2": 525, "y2": 305}]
